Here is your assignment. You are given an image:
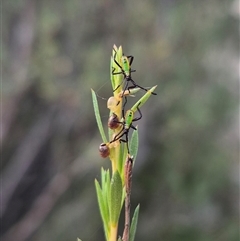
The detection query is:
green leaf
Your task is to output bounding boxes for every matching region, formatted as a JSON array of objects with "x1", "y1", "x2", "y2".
[
  {"x1": 111, "y1": 46, "x2": 123, "y2": 93},
  {"x1": 91, "y1": 89, "x2": 108, "y2": 143},
  {"x1": 129, "y1": 129, "x2": 139, "y2": 163},
  {"x1": 117, "y1": 143, "x2": 125, "y2": 179},
  {"x1": 95, "y1": 179, "x2": 110, "y2": 237},
  {"x1": 110, "y1": 45, "x2": 120, "y2": 90},
  {"x1": 121, "y1": 186, "x2": 126, "y2": 207},
  {"x1": 103, "y1": 169, "x2": 111, "y2": 224},
  {"x1": 129, "y1": 205, "x2": 140, "y2": 241},
  {"x1": 110, "y1": 56, "x2": 114, "y2": 90},
  {"x1": 101, "y1": 168, "x2": 106, "y2": 189},
  {"x1": 131, "y1": 85, "x2": 157, "y2": 113},
  {"x1": 109, "y1": 170, "x2": 123, "y2": 225},
  {"x1": 77, "y1": 238, "x2": 82, "y2": 241}
]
